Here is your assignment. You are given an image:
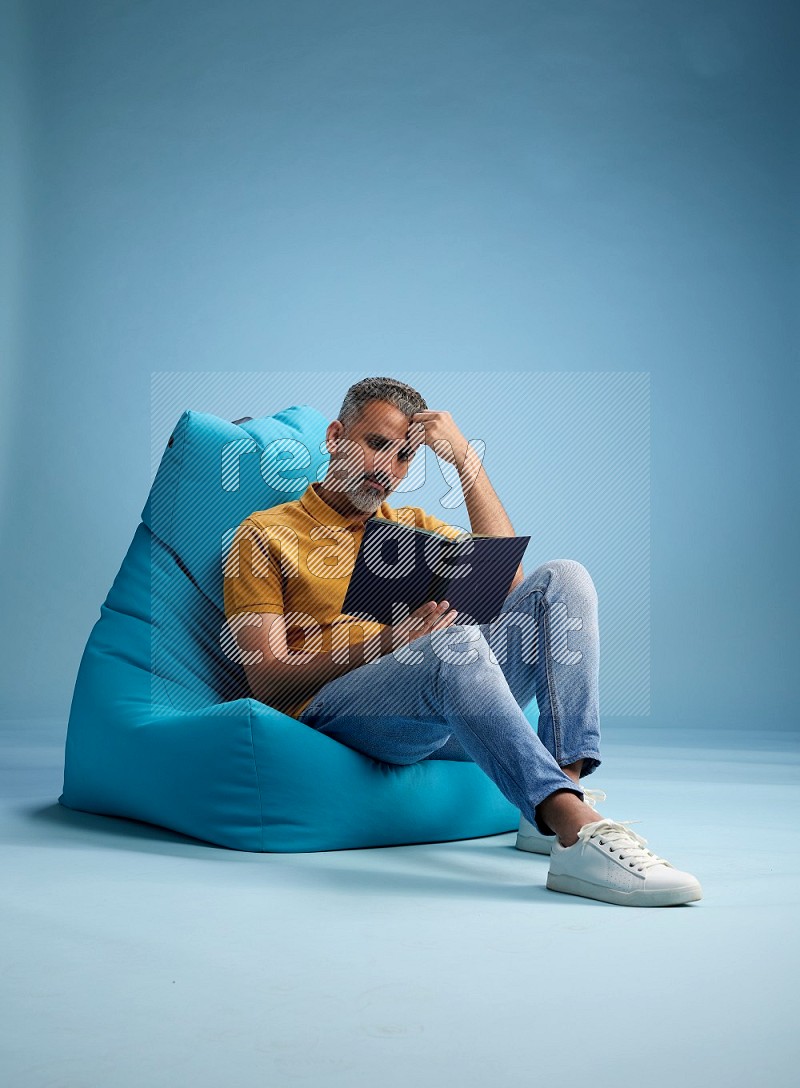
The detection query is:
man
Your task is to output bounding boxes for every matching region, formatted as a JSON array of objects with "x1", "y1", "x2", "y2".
[{"x1": 223, "y1": 376, "x2": 702, "y2": 907}]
